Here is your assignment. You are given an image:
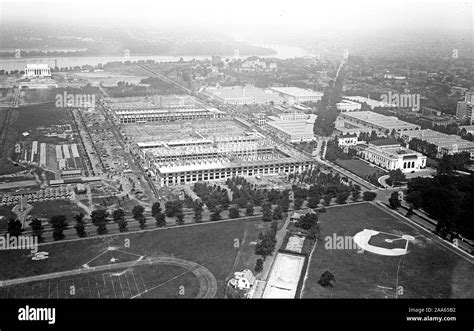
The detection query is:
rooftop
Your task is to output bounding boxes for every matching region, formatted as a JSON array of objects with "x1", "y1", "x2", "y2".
[
  {"x1": 370, "y1": 138, "x2": 401, "y2": 146},
  {"x1": 270, "y1": 87, "x2": 323, "y2": 98},
  {"x1": 401, "y1": 129, "x2": 474, "y2": 150},
  {"x1": 341, "y1": 111, "x2": 420, "y2": 130},
  {"x1": 345, "y1": 96, "x2": 396, "y2": 108},
  {"x1": 25, "y1": 64, "x2": 50, "y2": 69}
]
